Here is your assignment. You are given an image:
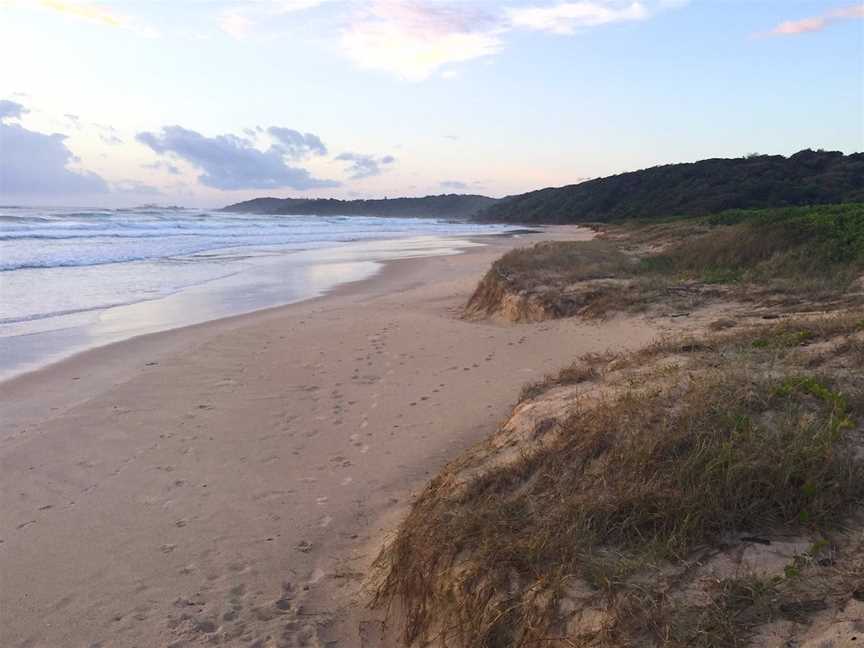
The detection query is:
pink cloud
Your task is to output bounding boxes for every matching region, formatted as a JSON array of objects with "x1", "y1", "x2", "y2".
[
  {"x1": 772, "y1": 16, "x2": 827, "y2": 35},
  {"x1": 767, "y1": 3, "x2": 863, "y2": 36},
  {"x1": 830, "y1": 5, "x2": 864, "y2": 19}
]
